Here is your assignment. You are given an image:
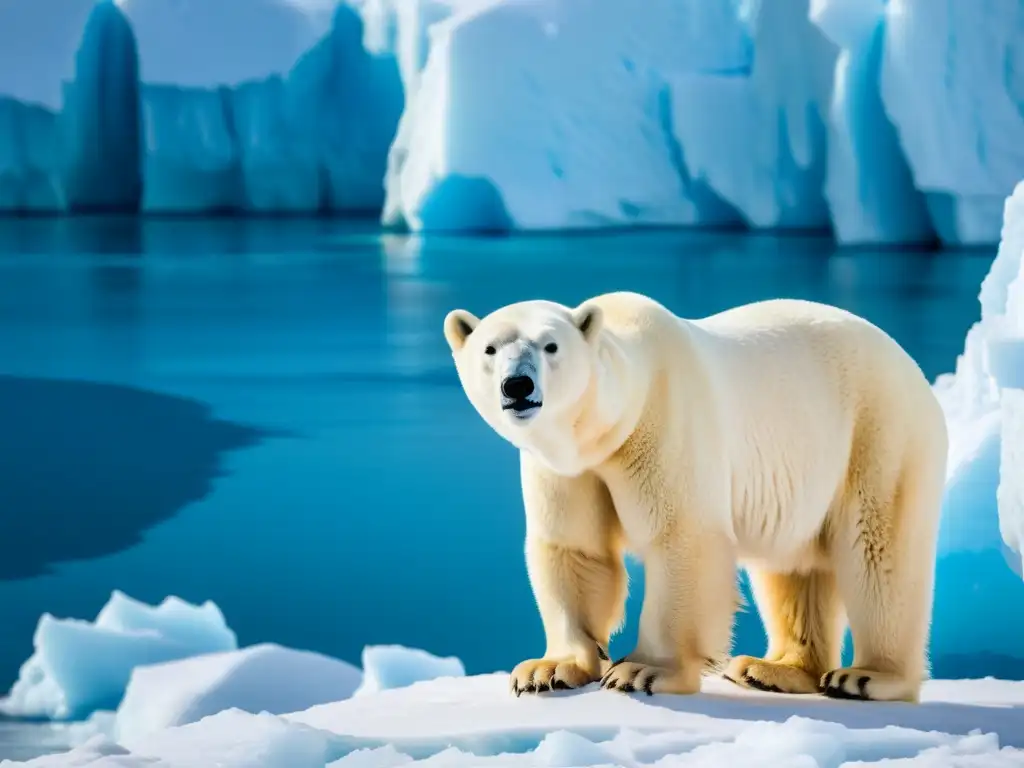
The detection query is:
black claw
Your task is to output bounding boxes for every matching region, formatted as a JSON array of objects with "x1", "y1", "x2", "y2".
[
  {"x1": 838, "y1": 673, "x2": 849, "y2": 690},
  {"x1": 597, "y1": 645, "x2": 610, "y2": 662},
  {"x1": 823, "y1": 685, "x2": 866, "y2": 701},
  {"x1": 821, "y1": 671, "x2": 835, "y2": 691},
  {"x1": 535, "y1": 682, "x2": 550, "y2": 693},
  {"x1": 642, "y1": 676, "x2": 655, "y2": 696},
  {"x1": 551, "y1": 678, "x2": 570, "y2": 690},
  {"x1": 742, "y1": 673, "x2": 783, "y2": 694},
  {"x1": 723, "y1": 674, "x2": 738, "y2": 685},
  {"x1": 857, "y1": 676, "x2": 870, "y2": 699},
  {"x1": 620, "y1": 682, "x2": 635, "y2": 693}
]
